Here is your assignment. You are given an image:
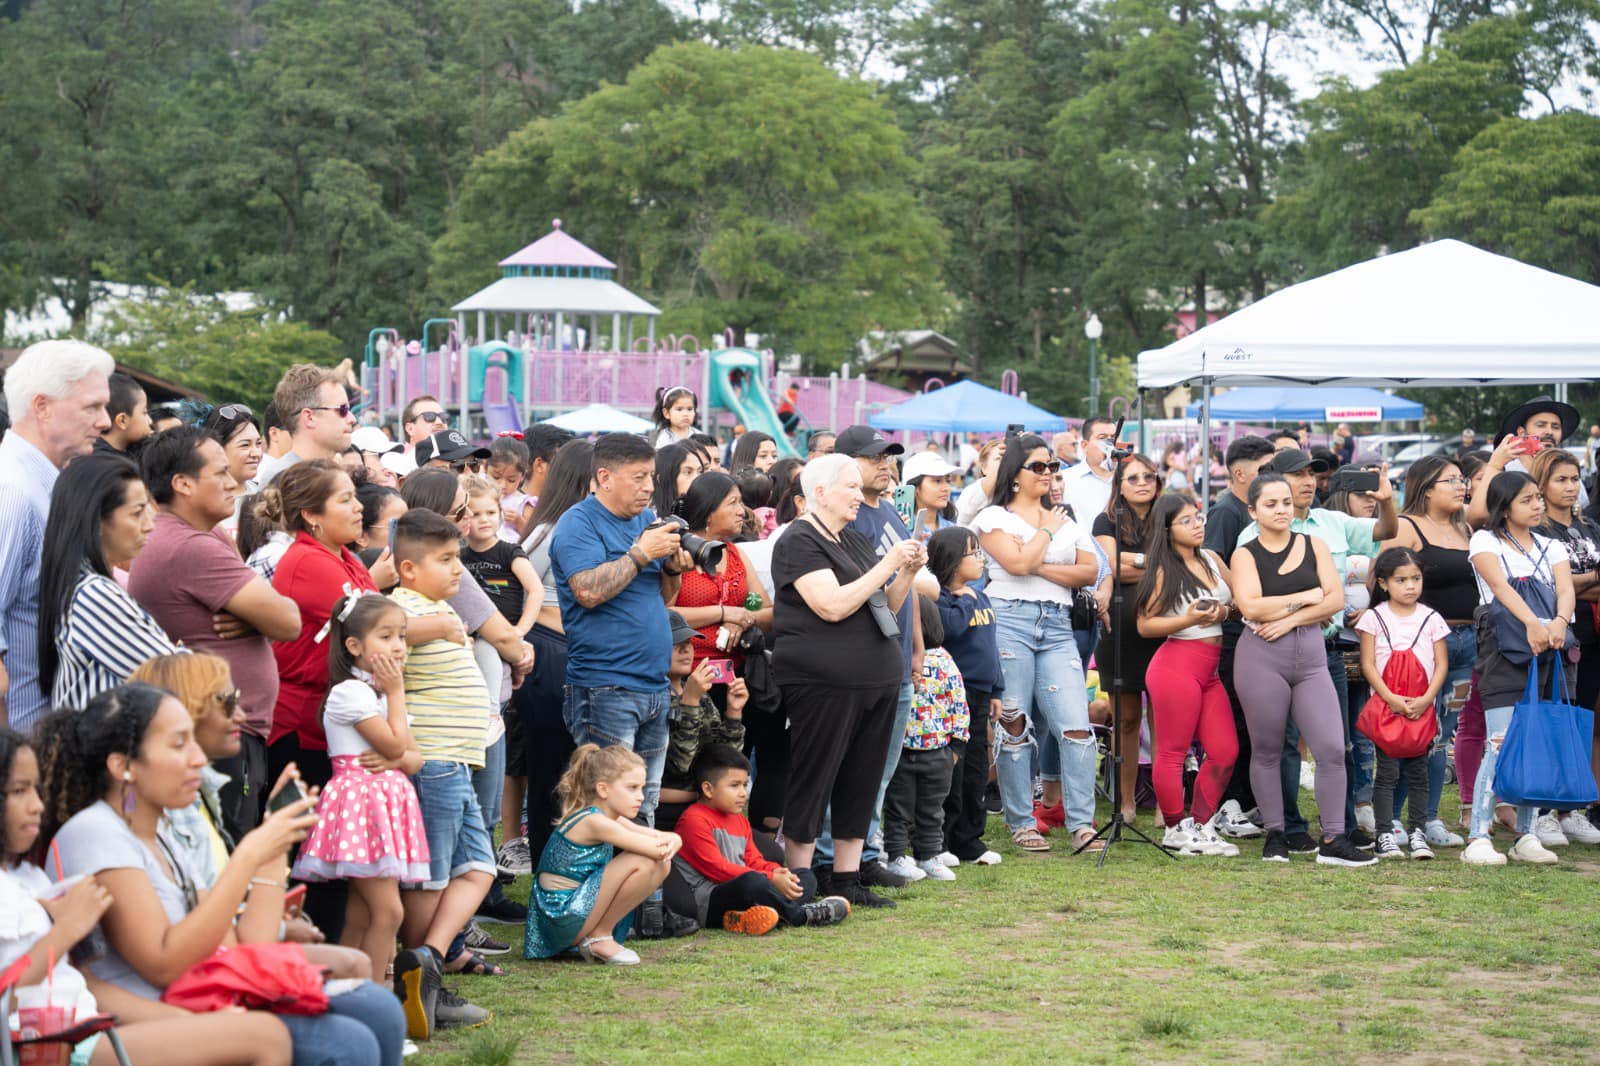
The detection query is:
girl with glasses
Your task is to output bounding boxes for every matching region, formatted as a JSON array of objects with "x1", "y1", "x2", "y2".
[{"x1": 1092, "y1": 453, "x2": 1164, "y2": 827}]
